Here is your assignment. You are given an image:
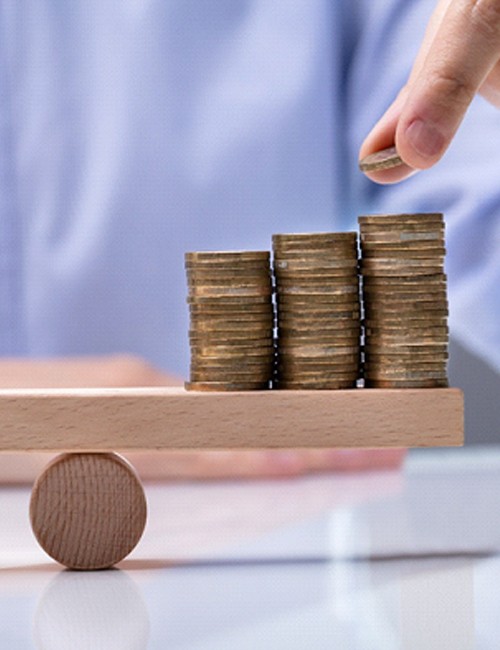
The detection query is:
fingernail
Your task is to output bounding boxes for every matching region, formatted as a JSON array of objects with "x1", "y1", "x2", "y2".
[{"x1": 405, "y1": 118, "x2": 446, "y2": 159}]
